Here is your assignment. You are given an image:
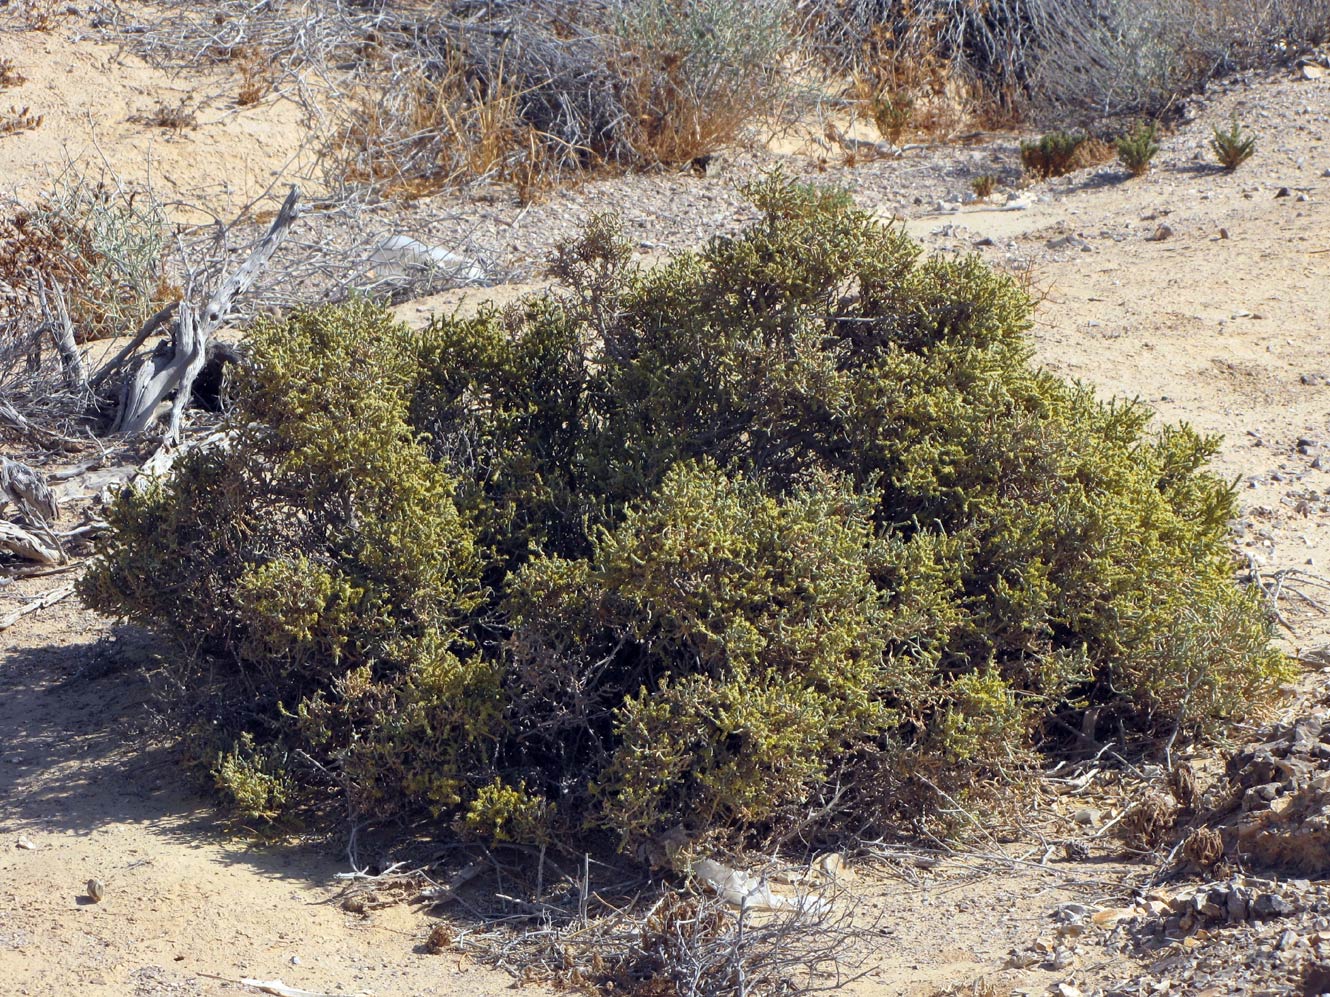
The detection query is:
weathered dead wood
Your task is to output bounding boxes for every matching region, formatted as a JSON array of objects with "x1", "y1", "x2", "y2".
[
  {"x1": 0, "y1": 582, "x2": 75, "y2": 631},
  {"x1": 89, "y1": 300, "x2": 179, "y2": 393},
  {"x1": 38, "y1": 277, "x2": 86, "y2": 391},
  {"x1": 110, "y1": 186, "x2": 301, "y2": 441},
  {"x1": 0, "y1": 456, "x2": 59, "y2": 525},
  {"x1": 0, "y1": 521, "x2": 63, "y2": 565},
  {"x1": 0, "y1": 397, "x2": 75, "y2": 446}
]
